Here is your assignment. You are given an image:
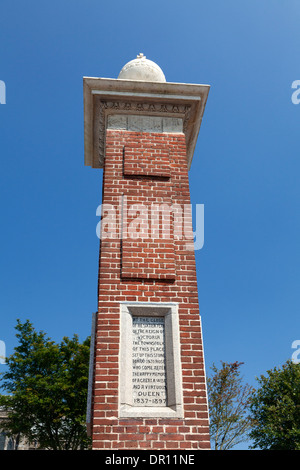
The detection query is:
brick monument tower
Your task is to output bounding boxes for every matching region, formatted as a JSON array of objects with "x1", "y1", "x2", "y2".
[{"x1": 84, "y1": 54, "x2": 211, "y2": 450}]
